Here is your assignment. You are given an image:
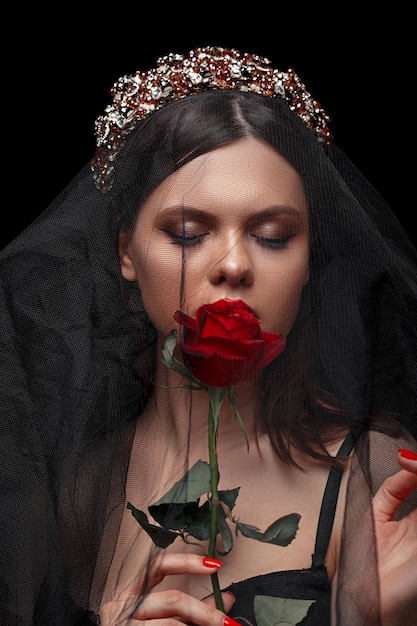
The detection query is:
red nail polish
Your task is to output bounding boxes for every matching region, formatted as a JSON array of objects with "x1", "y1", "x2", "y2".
[
  {"x1": 399, "y1": 448, "x2": 417, "y2": 460},
  {"x1": 224, "y1": 618, "x2": 242, "y2": 626},
  {"x1": 202, "y1": 557, "x2": 222, "y2": 568}
]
